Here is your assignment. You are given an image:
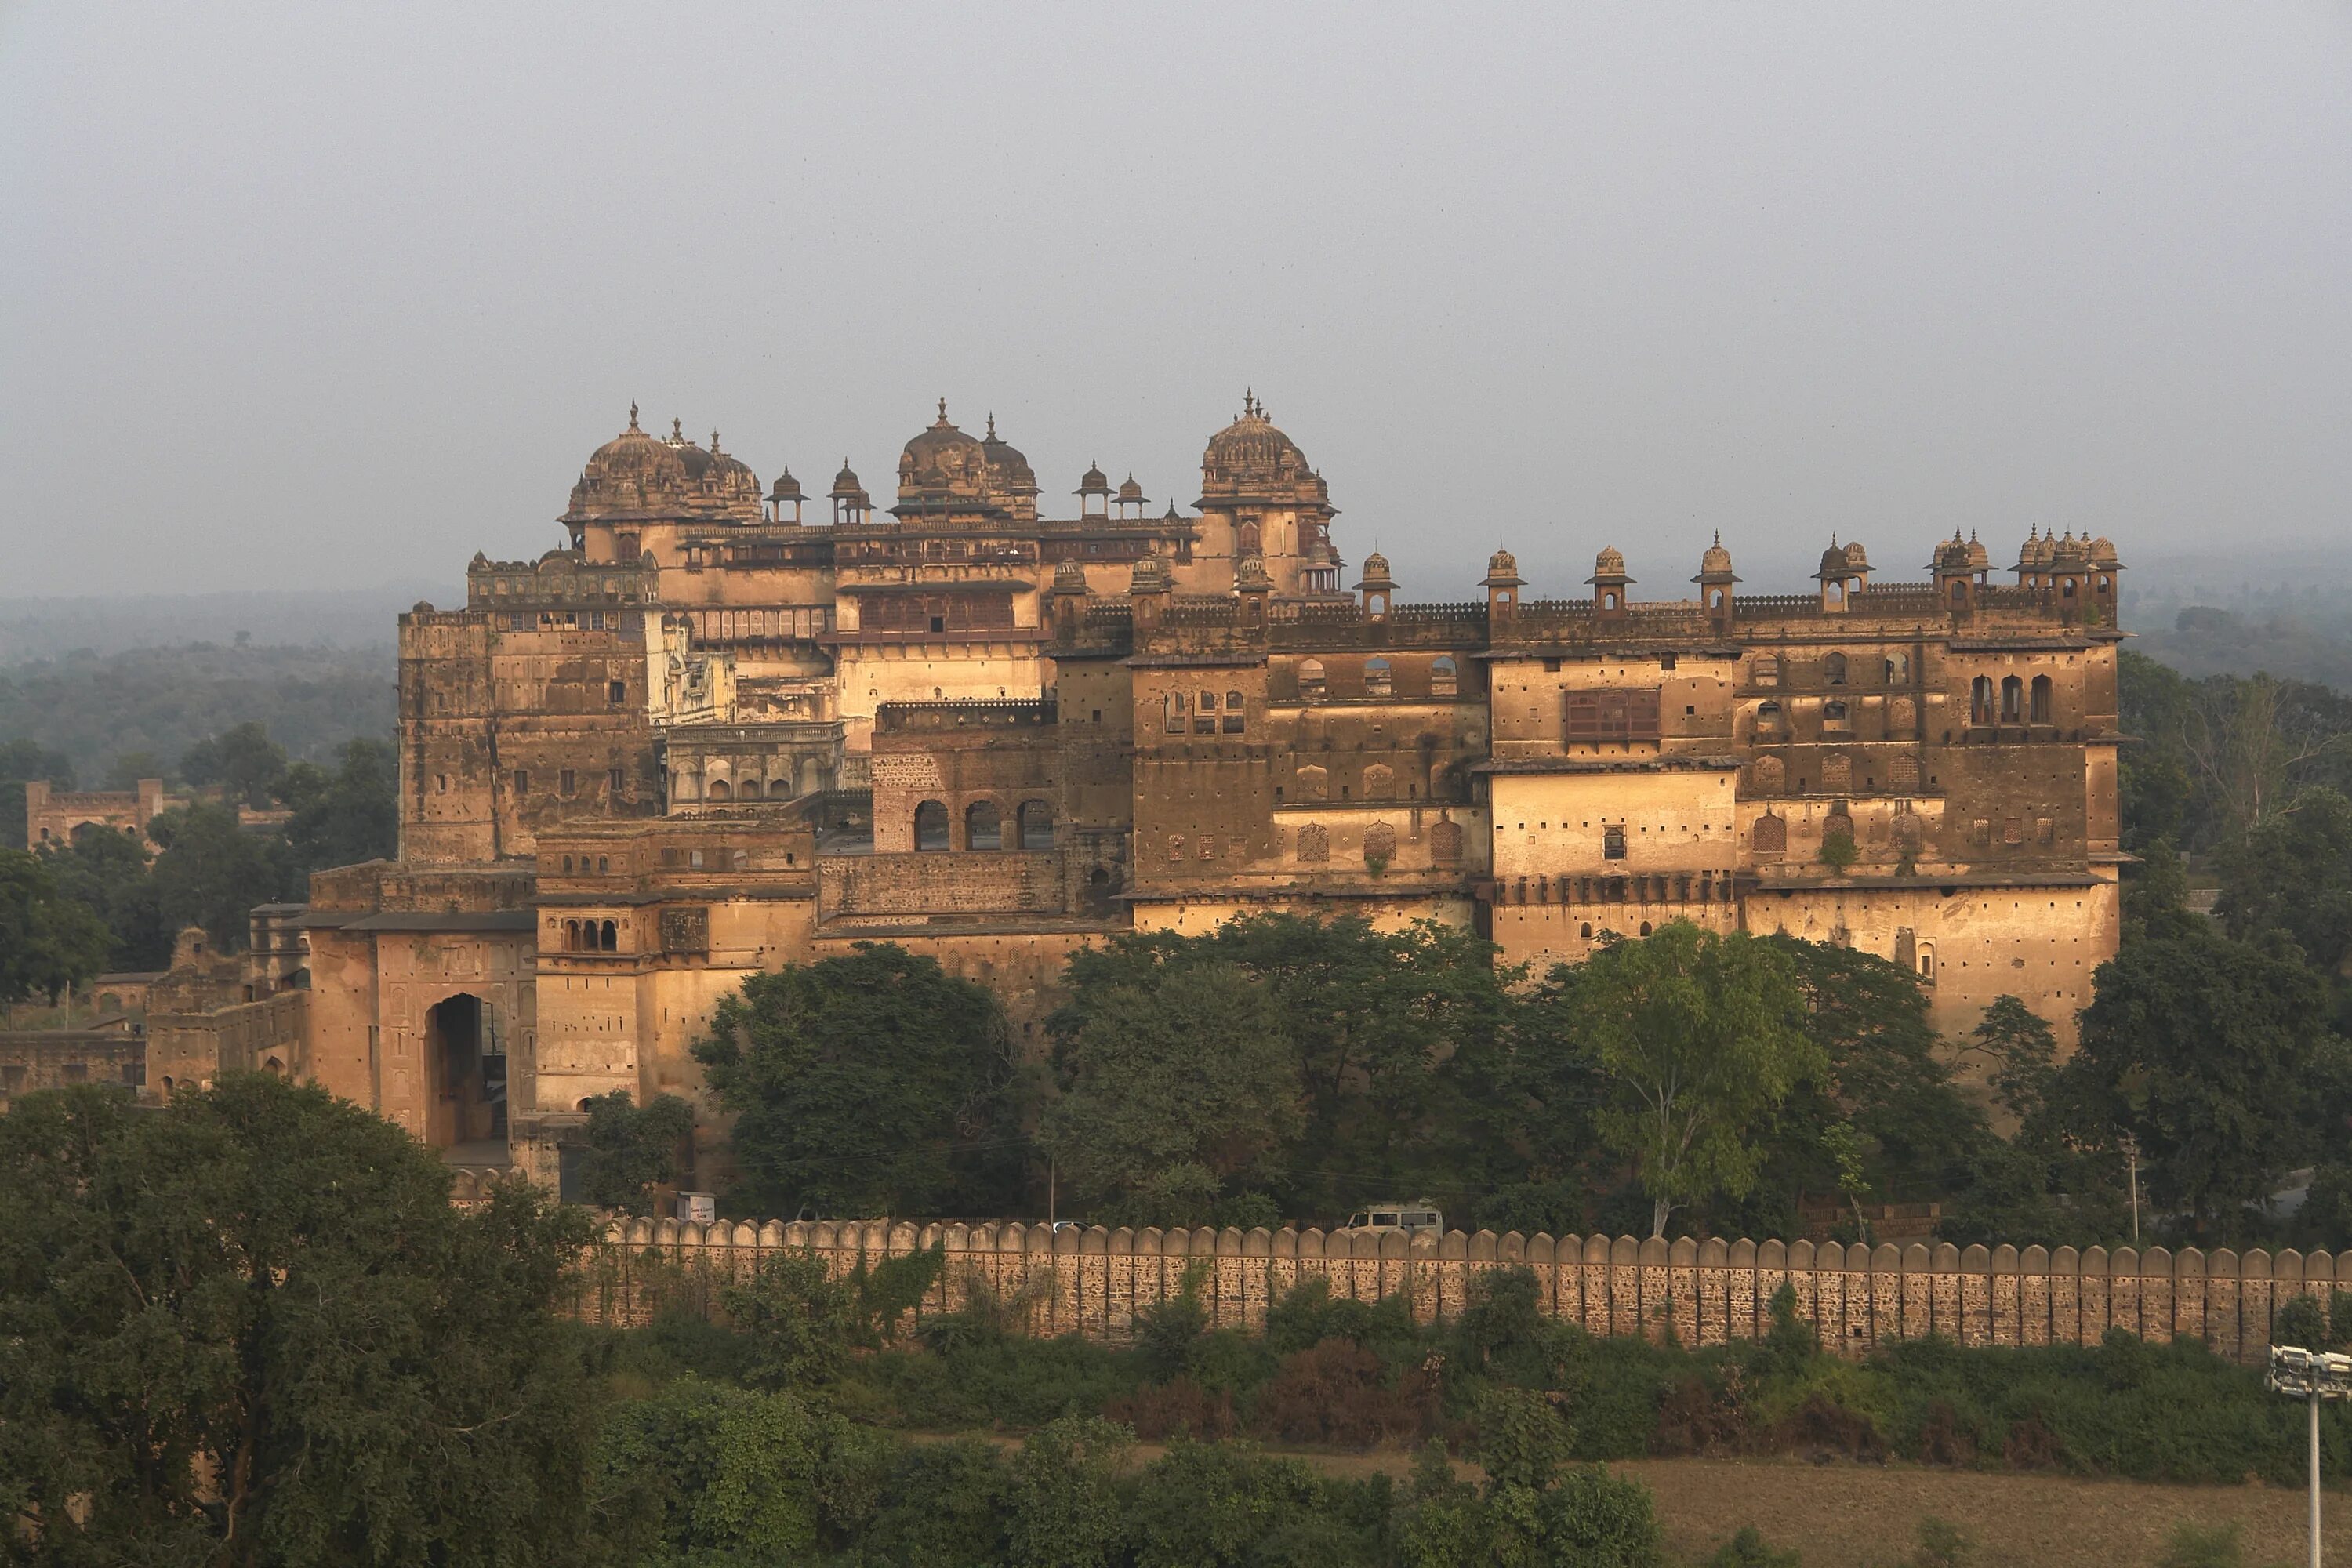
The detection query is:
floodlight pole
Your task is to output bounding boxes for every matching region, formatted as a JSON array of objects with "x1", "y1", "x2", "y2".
[{"x1": 2313, "y1": 1386, "x2": 2323, "y2": 1568}]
